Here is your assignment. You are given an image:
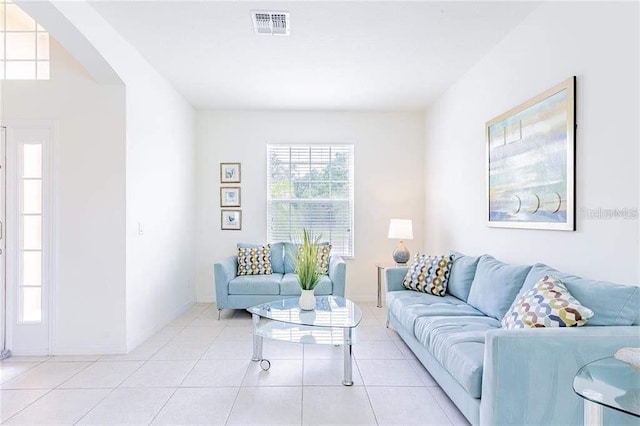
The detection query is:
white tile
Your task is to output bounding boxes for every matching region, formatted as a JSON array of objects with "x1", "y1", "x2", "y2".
[
  {"x1": 99, "y1": 339, "x2": 167, "y2": 361},
  {"x1": 46, "y1": 355, "x2": 101, "y2": 362},
  {"x1": 356, "y1": 359, "x2": 424, "y2": 386},
  {"x1": 0, "y1": 356, "x2": 48, "y2": 364},
  {"x1": 202, "y1": 339, "x2": 252, "y2": 359},
  {"x1": 190, "y1": 316, "x2": 225, "y2": 327},
  {"x1": 216, "y1": 326, "x2": 254, "y2": 341},
  {"x1": 5, "y1": 389, "x2": 110, "y2": 425},
  {"x1": 152, "y1": 387, "x2": 239, "y2": 425},
  {"x1": 408, "y1": 359, "x2": 438, "y2": 386},
  {"x1": 181, "y1": 359, "x2": 250, "y2": 387},
  {"x1": 1, "y1": 362, "x2": 90, "y2": 389},
  {"x1": 368, "y1": 386, "x2": 452, "y2": 425},
  {"x1": 226, "y1": 386, "x2": 301, "y2": 425},
  {"x1": 263, "y1": 339, "x2": 303, "y2": 359},
  {"x1": 147, "y1": 326, "x2": 184, "y2": 342},
  {"x1": 59, "y1": 361, "x2": 143, "y2": 389},
  {"x1": 78, "y1": 387, "x2": 174, "y2": 425},
  {"x1": 0, "y1": 363, "x2": 38, "y2": 384},
  {"x1": 302, "y1": 343, "x2": 343, "y2": 360},
  {"x1": 302, "y1": 386, "x2": 377, "y2": 425},
  {"x1": 172, "y1": 325, "x2": 224, "y2": 343},
  {"x1": 354, "y1": 340, "x2": 404, "y2": 360},
  {"x1": 241, "y1": 359, "x2": 302, "y2": 387},
  {"x1": 0, "y1": 389, "x2": 47, "y2": 423},
  {"x1": 151, "y1": 341, "x2": 211, "y2": 360},
  {"x1": 303, "y1": 359, "x2": 363, "y2": 386},
  {"x1": 428, "y1": 387, "x2": 471, "y2": 426},
  {"x1": 356, "y1": 325, "x2": 393, "y2": 341},
  {"x1": 393, "y1": 339, "x2": 418, "y2": 360},
  {"x1": 120, "y1": 360, "x2": 195, "y2": 388}
]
